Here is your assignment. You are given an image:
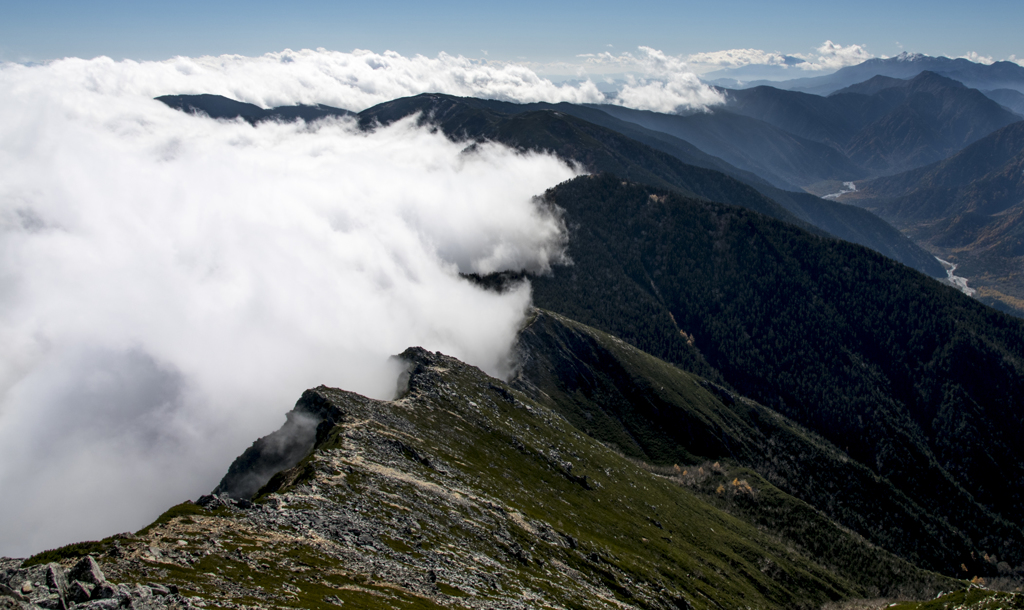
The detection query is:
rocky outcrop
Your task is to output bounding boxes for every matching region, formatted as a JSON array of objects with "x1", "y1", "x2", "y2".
[
  {"x1": 0, "y1": 556, "x2": 191, "y2": 610},
  {"x1": 212, "y1": 387, "x2": 350, "y2": 499}
]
